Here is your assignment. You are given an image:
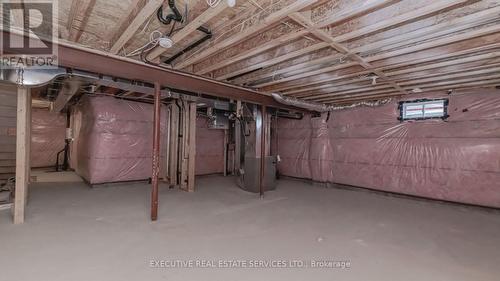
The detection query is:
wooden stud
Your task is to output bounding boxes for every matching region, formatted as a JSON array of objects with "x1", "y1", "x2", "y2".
[{"x1": 13, "y1": 87, "x2": 30, "y2": 224}]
